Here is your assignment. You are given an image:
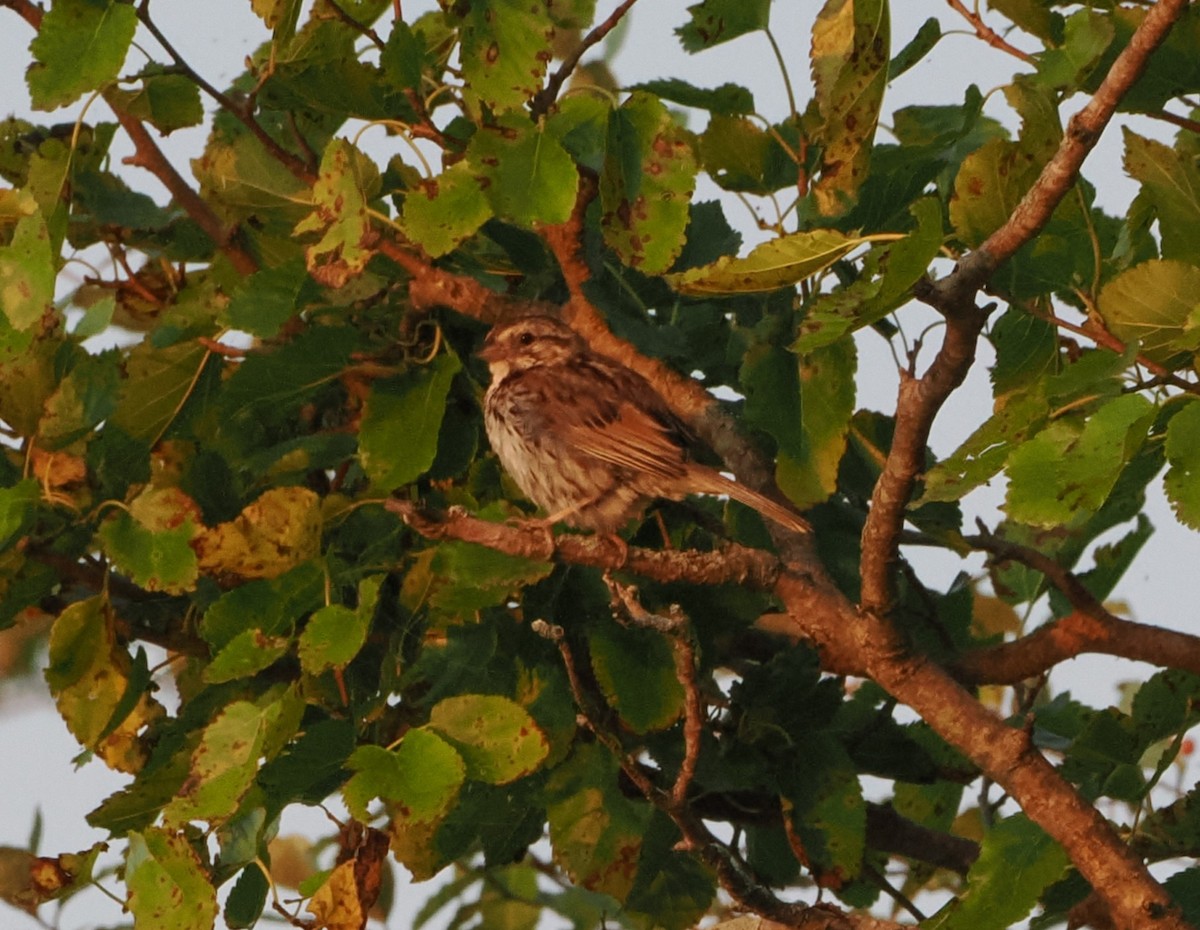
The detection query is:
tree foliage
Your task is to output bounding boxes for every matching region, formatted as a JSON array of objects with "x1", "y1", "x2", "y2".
[{"x1": 1, "y1": 0, "x2": 1200, "y2": 928}]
